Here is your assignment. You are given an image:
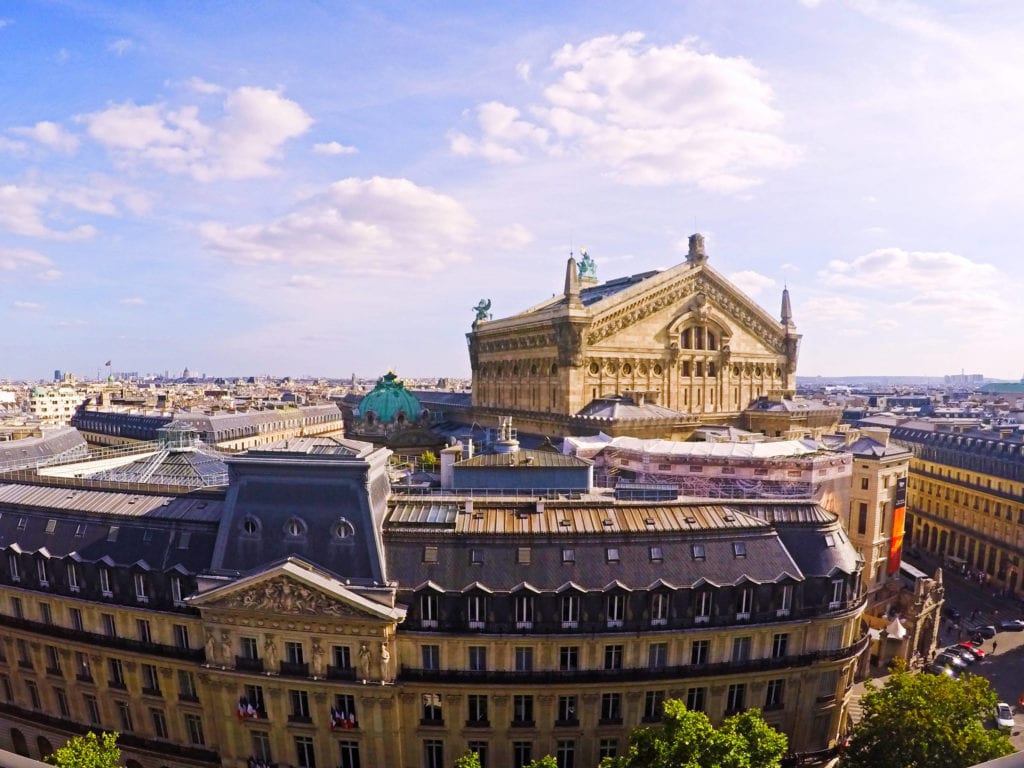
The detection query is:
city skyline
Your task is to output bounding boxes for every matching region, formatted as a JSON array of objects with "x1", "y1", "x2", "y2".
[{"x1": 2, "y1": 1, "x2": 1024, "y2": 381}]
